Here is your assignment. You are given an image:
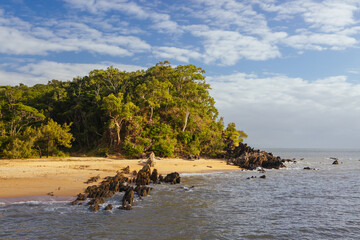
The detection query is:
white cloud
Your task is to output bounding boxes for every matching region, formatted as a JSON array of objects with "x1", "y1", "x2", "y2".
[
  {"x1": 208, "y1": 72, "x2": 360, "y2": 148},
  {"x1": 192, "y1": 30, "x2": 282, "y2": 65},
  {"x1": 1, "y1": 61, "x2": 145, "y2": 86},
  {"x1": 0, "y1": 12, "x2": 151, "y2": 56},
  {"x1": 64, "y1": 0, "x2": 182, "y2": 34},
  {"x1": 152, "y1": 46, "x2": 202, "y2": 63},
  {"x1": 284, "y1": 32, "x2": 357, "y2": 50}
]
